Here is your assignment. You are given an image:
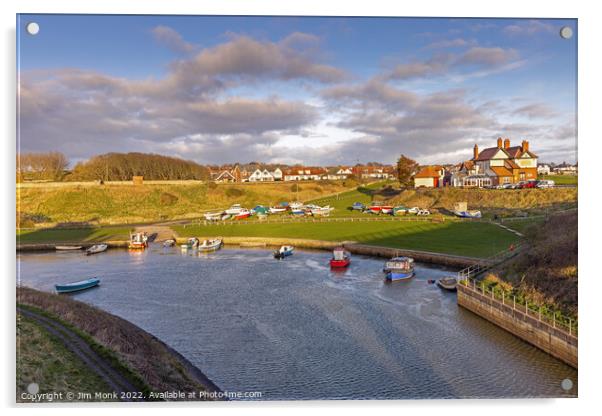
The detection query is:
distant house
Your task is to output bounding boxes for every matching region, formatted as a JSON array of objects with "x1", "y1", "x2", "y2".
[
  {"x1": 283, "y1": 167, "x2": 327, "y2": 181},
  {"x1": 212, "y1": 164, "x2": 242, "y2": 183},
  {"x1": 323, "y1": 166, "x2": 352, "y2": 180},
  {"x1": 352, "y1": 166, "x2": 390, "y2": 179},
  {"x1": 414, "y1": 166, "x2": 445, "y2": 188},
  {"x1": 537, "y1": 164, "x2": 551, "y2": 175},
  {"x1": 272, "y1": 168, "x2": 283, "y2": 181},
  {"x1": 553, "y1": 163, "x2": 577, "y2": 175},
  {"x1": 470, "y1": 137, "x2": 538, "y2": 186},
  {"x1": 248, "y1": 168, "x2": 276, "y2": 182}
]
